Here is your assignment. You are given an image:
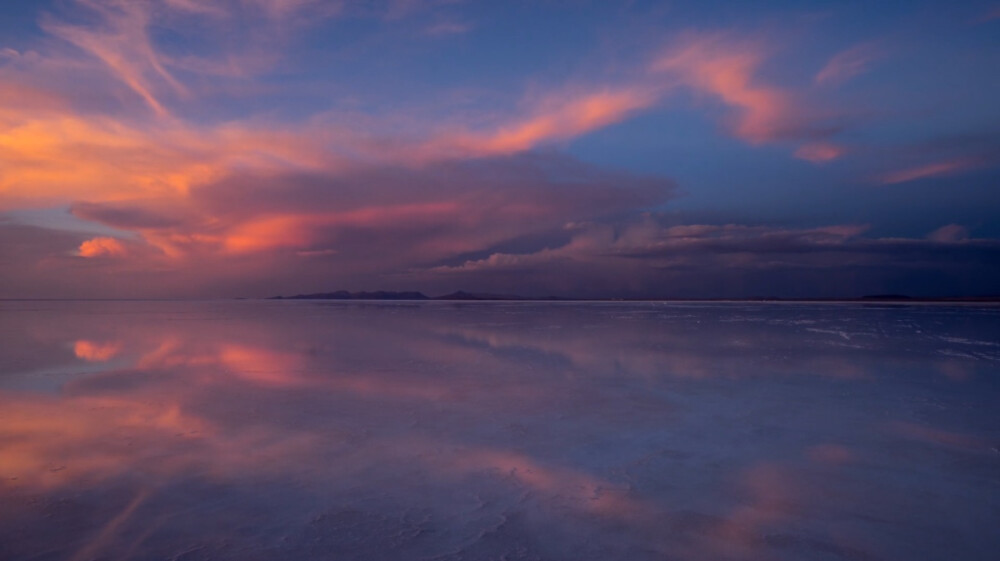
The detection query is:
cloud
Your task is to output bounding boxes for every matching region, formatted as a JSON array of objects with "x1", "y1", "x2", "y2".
[
  {"x1": 418, "y1": 31, "x2": 845, "y2": 162},
  {"x1": 794, "y1": 141, "x2": 844, "y2": 163},
  {"x1": 69, "y1": 153, "x2": 673, "y2": 266},
  {"x1": 434, "y1": 220, "x2": 872, "y2": 274},
  {"x1": 649, "y1": 32, "x2": 844, "y2": 162},
  {"x1": 74, "y1": 340, "x2": 123, "y2": 361},
  {"x1": 1, "y1": 8, "x2": 678, "y2": 294},
  {"x1": 35, "y1": 0, "x2": 348, "y2": 119},
  {"x1": 926, "y1": 224, "x2": 969, "y2": 243},
  {"x1": 41, "y1": 1, "x2": 187, "y2": 117},
  {"x1": 424, "y1": 20, "x2": 472, "y2": 36},
  {"x1": 434, "y1": 88, "x2": 659, "y2": 157},
  {"x1": 162, "y1": 0, "x2": 230, "y2": 17},
  {"x1": 877, "y1": 158, "x2": 979, "y2": 184},
  {"x1": 0, "y1": 96, "x2": 338, "y2": 209},
  {"x1": 815, "y1": 43, "x2": 883, "y2": 86},
  {"x1": 383, "y1": 0, "x2": 463, "y2": 20},
  {"x1": 871, "y1": 132, "x2": 1000, "y2": 186},
  {"x1": 651, "y1": 33, "x2": 793, "y2": 144},
  {"x1": 79, "y1": 236, "x2": 128, "y2": 258},
  {"x1": 424, "y1": 216, "x2": 1000, "y2": 297},
  {"x1": 71, "y1": 201, "x2": 187, "y2": 230},
  {"x1": 3, "y1": 3, "x2": 996, "y2": 298}
]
